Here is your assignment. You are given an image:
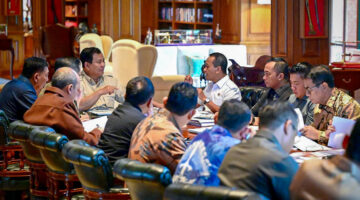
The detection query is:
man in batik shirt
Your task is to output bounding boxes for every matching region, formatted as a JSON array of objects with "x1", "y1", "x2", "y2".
[
  {"x1": 173, "y1": 99, "x2": 252, "y2": 186},
  {"x1": 302, "y1": 65, "x2": 360, "y2": 143},
  {"x1": 128, "y1": 82, "x2": 197, "y2": 173}
]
